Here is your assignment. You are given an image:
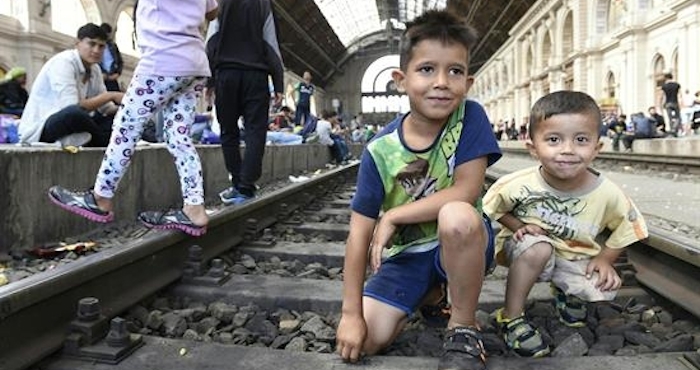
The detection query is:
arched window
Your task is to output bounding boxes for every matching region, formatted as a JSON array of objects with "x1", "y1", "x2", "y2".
[
  {"x1": 595, "y1": 0, "x2": 609, "y2": 34},
  {"x1": 360, "y1": 55, "x2": 409, "y2": 115},
  {"x1": 605, "y1": 71, "x2": 616, "y2": 98},
  {"x1": 652, "y1": 54, "x2": 665, "y2": 88},
  {"x1": 542, "y1": 31, "x2": 552, "y2": 68},
  {"x1": 51, "y1": 0, "x2": 101, "y2": 37},
  {"x1": 562, "y1": 12, "x2": 574, "y2": 57},
  {"x1": 115, "y1": 7, "x2": 139, "y2": 57},
  {"x1": 525, "y1": 45, "x2": 533, "y2": 78},
  {"x1": 671, "y1": 48, "x2": 678, "y2": 81}
]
